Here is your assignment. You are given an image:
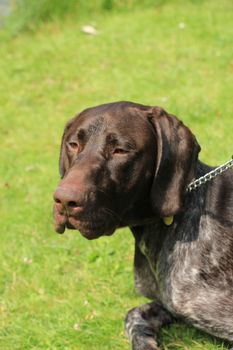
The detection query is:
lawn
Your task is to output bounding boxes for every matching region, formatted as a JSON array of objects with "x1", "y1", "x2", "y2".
[{"x1": 0, "y1": 0, "x2": 232, "y2": 349}]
